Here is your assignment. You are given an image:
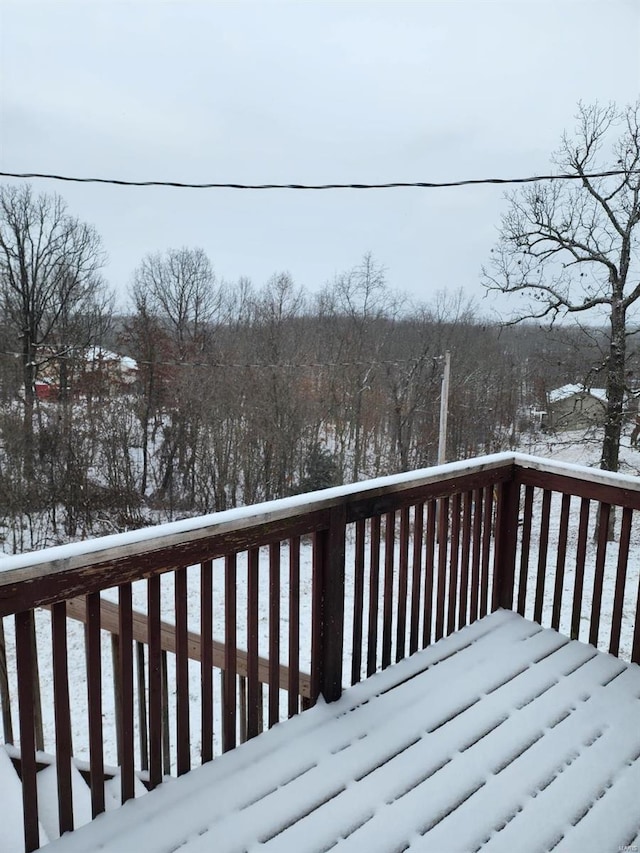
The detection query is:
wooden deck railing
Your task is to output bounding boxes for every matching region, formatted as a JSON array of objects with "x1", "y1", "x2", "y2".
[{"x1": 0, "y1": 453, "x2": 639, "y2": 850}]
